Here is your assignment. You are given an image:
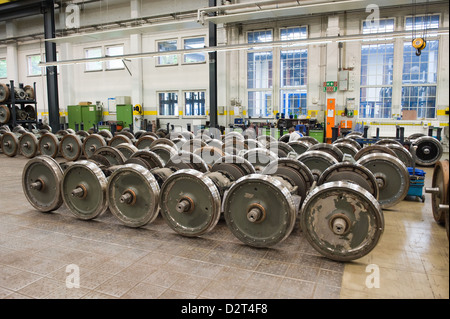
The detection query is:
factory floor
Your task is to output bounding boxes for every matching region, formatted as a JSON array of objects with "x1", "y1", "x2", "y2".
[{"x1": 0, "y1": 154, "x2": 448, "y2": 300}]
